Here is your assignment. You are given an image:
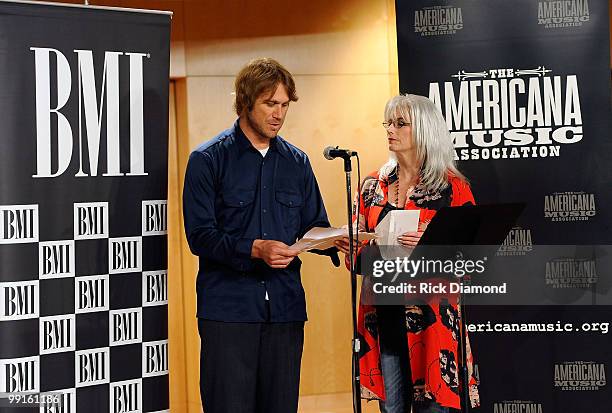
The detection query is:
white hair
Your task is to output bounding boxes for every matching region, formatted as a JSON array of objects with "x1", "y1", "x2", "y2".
[{"x1": 379, "y1": 94, "x2": 466, "y2": 192}]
